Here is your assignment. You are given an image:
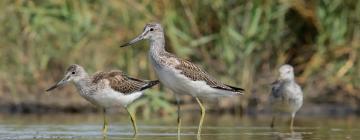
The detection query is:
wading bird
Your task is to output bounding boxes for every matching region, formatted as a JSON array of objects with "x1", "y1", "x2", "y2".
[
  {"x1": 46, "y1": 64, "x2": 159, "y2": 136},
  {"x1": 120, "y1": 23, "x2": 244, "y2": 137},
  {"x1": 269, "y1": 64, "x2": 303, "y2": 130}
]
